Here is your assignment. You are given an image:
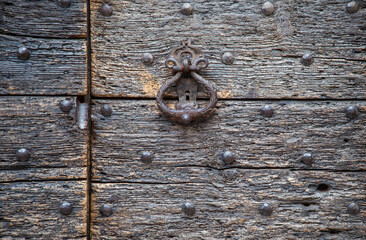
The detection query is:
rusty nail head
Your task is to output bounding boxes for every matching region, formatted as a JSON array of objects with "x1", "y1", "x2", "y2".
[
  {"x1": 259, "y1": 203, "x2": 272, "y2": 216},
  {"x1": 142, "y1": 53, "x2": 154, "y2": 65},
  {"x1": 16, "y1": 148, "x2": 30, "y2": 162},
  {"x1": 221, "y1": 52, "x2": 235, "y2": 65},
  {"x1": 262, "y1": 2, "x2": 275, "y2": 16},
  {"x1": 100, "y1": 204, "x2": 113, "y2": 217},
  {"x1": 140, "y1": 151, "x2": 153, "y2": 164},
  {"x1": 260, "y1": 105, "x2": 274, "y2": 117},
  {"x1": 59, "y1": 0, "x2": 71, "y2": 8},
  {"x1": 59, "y1": 202, "x2": 72, "y2": 215},
  {"x1": 347, "y1": 202, "x2": 360, "y2": 215},
  {"x1": 101, "y1": 3, "x2": 113, "y2": 16},
  {"x1": 345, "y1": 105, "x2": 359, "y2": 119},
  {"x1": 222, "y1": 151, "x2": 235, "y2": 164},
  {"x1": 300, "y1": 153, "x2": 313, "y2": 165},
  {"x1": 17, "y1": 47, "x2": 30, "y2": 60},
  {"x1": 346, "y1": 1, "x2": 359, "y2": 14},
  {"x1": 301, "y1": 53, "x2": 314, "y2": 66},
  {"x1": 181, "y1": 3, "x2": 193, "y2": 15},
  {"x1": 59, "y1": 100, "x2": 73, "y2": 112},
  {"x1": 100, "y1": 105, "x2": 113, "y2": 117},
  {"x1": 182, "y1": 202, "x2": 195, "y2": 216}
]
